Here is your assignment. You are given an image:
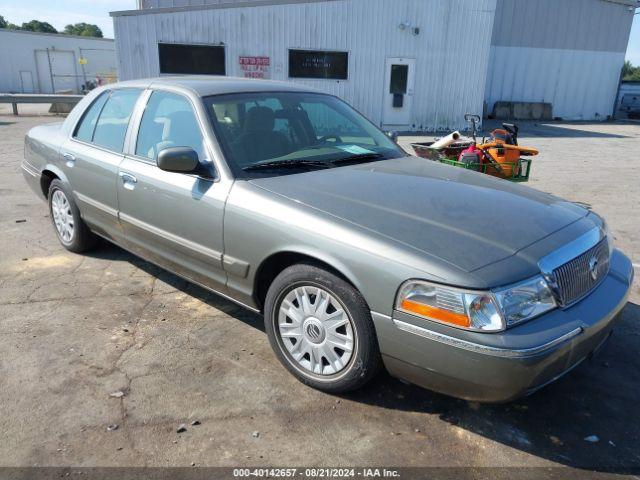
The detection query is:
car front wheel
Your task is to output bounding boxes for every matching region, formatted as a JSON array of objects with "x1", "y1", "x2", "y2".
[{"x1": 264, "y1": 263, "x2": 381, "y2": 393}]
